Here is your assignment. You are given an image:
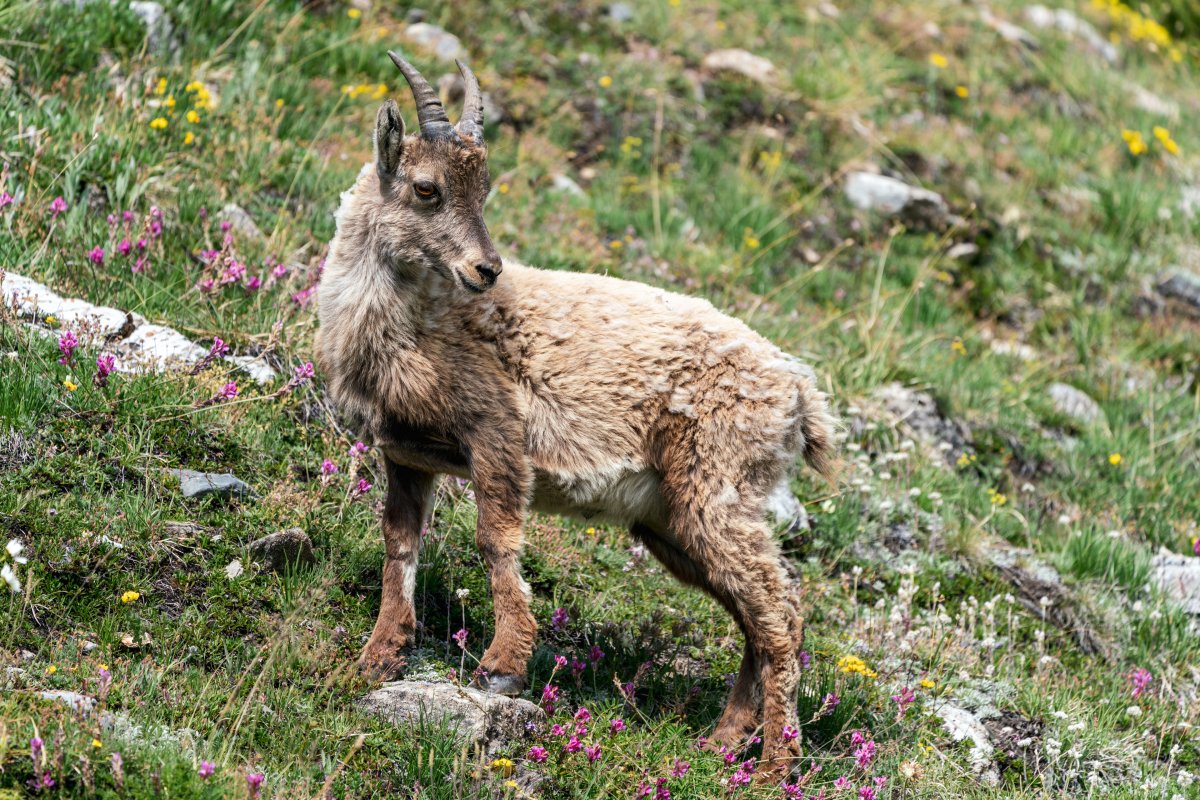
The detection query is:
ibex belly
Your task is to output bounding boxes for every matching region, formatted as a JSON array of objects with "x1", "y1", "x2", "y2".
[{"x1": 530, "y1": 462, "x2": 669, "y2": 530}]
